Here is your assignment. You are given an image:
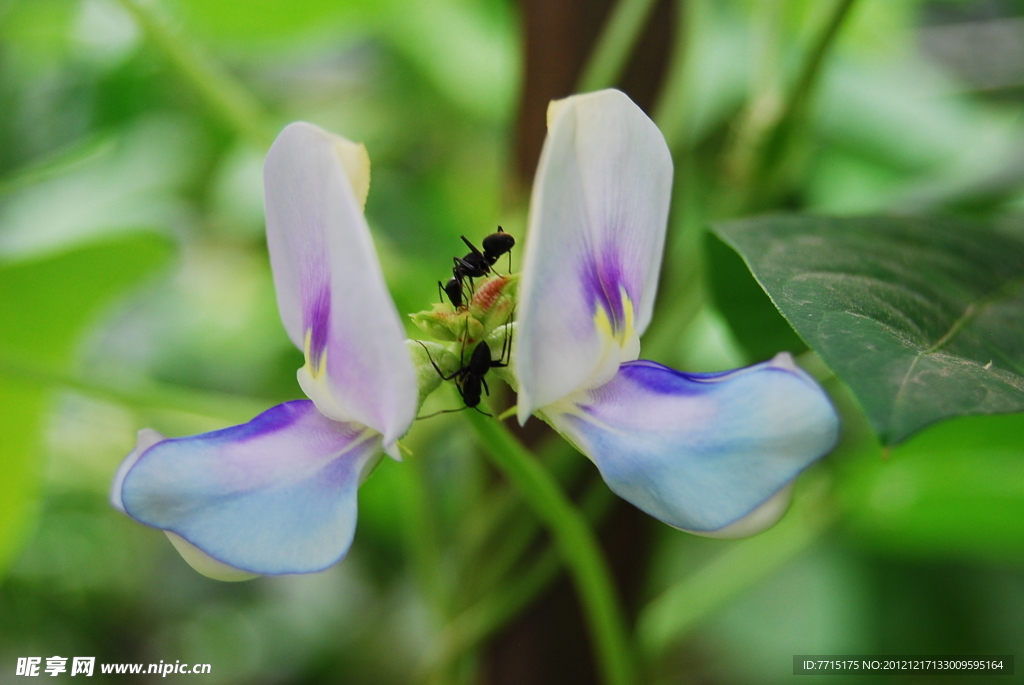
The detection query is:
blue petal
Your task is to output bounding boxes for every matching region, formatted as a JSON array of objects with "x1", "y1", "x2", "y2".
[
  {"x1": 119, "y1": 401, "x2": 381, "y2": 575},
  {"x1": 547, "y1": 355, "x2": 839, "y2": 532}
]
